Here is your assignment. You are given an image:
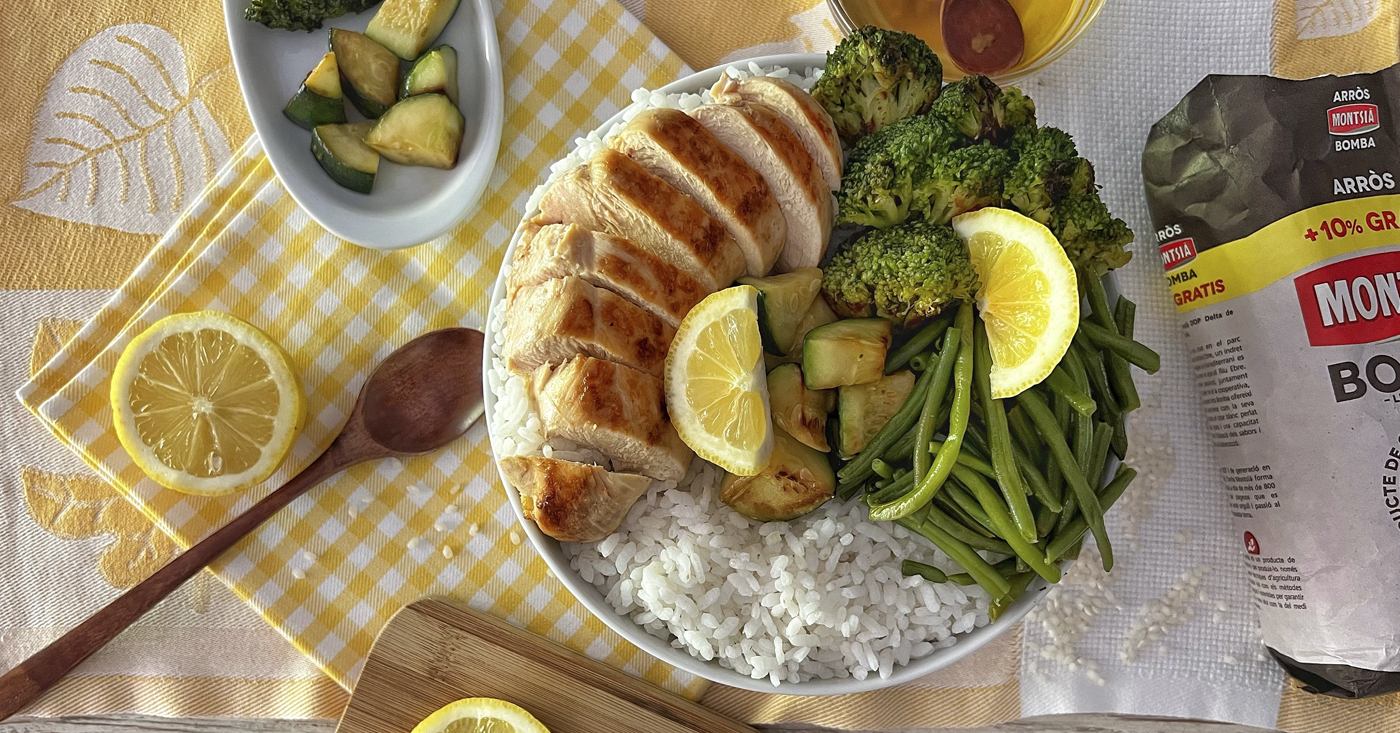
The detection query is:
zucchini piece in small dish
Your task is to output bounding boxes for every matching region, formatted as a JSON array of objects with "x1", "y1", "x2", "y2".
[
  {"x1": 364, "y1": 93, "x2": 464, "y2": 169},
  {"x1": 312, "y1": 121, "x2": 380, "y2": 194},
  {"x1": 400, "y1": 45, "x2": 458, "y2": 103},
  {"x1": 328, "y1": 29, "x2": 399, "y2": 118},
  {"x1": 284, "y1": 52, "x2": 346, "y2": 130},
  {"x1": 366, "y1": 0, "x2": 461, "y2": 60}
]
